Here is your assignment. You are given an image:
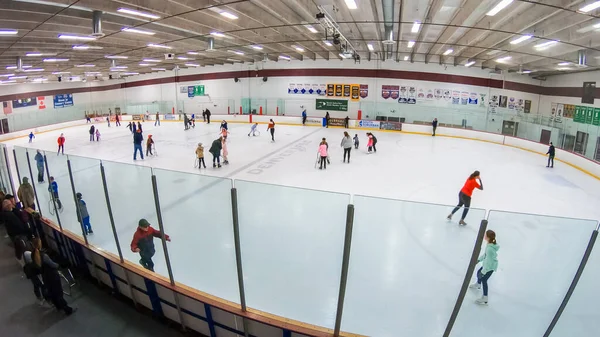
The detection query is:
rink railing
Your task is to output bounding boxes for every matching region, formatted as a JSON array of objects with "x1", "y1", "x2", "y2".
[{"x1": 4, "y1": 141, "x2": 600, "y2": 337}]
